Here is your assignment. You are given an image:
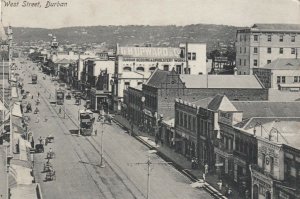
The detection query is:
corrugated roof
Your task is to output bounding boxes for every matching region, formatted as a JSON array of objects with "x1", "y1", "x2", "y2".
[
  {"x1": 251, "y1": 23, "x2": 300, "y2": 32},
  {"x1": 259, "y1": 58, "x2": 300, "y2": 70},
  {"x1": 180, "y1": 75, "x2": 263, "y2": 88},
  {"x1": 232, "y1": 101, "x2": 300, "y2": 119},
  {"x1": 236, "y1": 117, "x2": 300, "y2": 150}
]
